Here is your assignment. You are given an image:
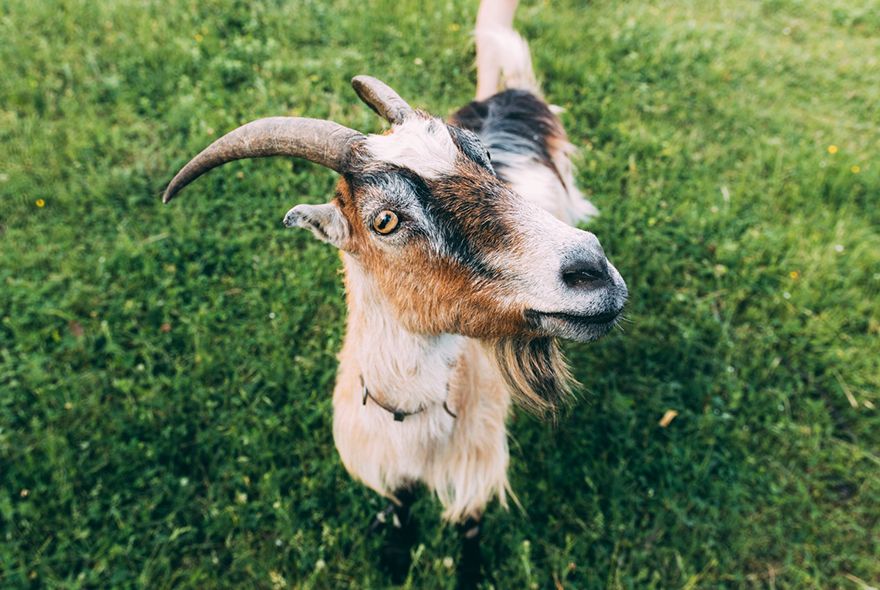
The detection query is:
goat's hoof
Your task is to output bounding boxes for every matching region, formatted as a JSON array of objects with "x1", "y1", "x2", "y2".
[
  {"x1": 370, "y1": 502, "x2": 418, "y2": 585},
  {"x1": 456, "y1": 519, "x2": 484, "y2": 590},
  {"x1": 380, "y1": 533, "x2": 415, "y2": 585}
]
